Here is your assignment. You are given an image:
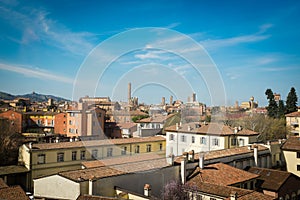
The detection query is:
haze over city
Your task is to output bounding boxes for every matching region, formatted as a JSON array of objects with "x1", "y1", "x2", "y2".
[{"x1": 0, "y1": 0, "x2": 300, "y2": 106}]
